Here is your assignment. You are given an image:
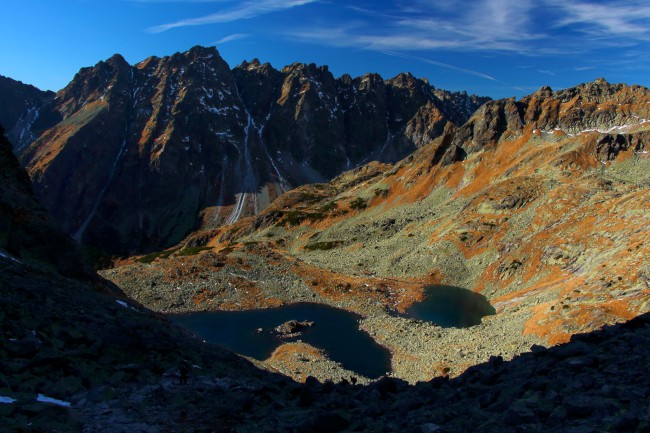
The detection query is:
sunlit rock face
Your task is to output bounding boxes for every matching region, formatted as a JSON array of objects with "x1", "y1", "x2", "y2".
[{"x1": 4, "y1": 46, "x2": 487, "y2": 254}]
